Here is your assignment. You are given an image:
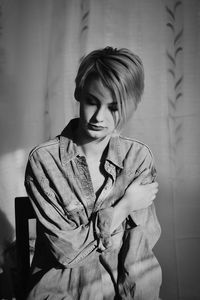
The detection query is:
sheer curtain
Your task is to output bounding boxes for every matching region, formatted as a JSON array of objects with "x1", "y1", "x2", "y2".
[{"x1": 0, "y1": 0, "x2": 199, "y2": 299}]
